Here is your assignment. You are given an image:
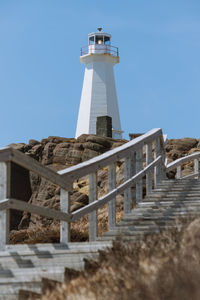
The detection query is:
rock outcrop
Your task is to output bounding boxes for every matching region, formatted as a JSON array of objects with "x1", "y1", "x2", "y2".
[
  {"x1": 8, "y1": 135, "x2": 200, "y2": 243},
  {"x1": 9, "y1": 135, "x2": 126, "y2": 234}
]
